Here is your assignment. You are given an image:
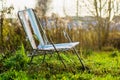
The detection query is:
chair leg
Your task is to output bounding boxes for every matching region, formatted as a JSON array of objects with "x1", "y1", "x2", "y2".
[
  {"x1": 42, "y1": 53, "x2": 46, "y2": 63},
  {"x1": 63, "y1": 51, "x2": 76, "y2": 66},
  {"x1": 29, "y1": 50, "x2": 36, "y2": 64},
  {"x1": 47, "y1": 52, "x2": 53, "y2": 61},
  {"x1": 48, "y1": 36, "x2": 67, "y2": 68},
  {"x1": 63, "y1": 31, "x2": 85, "y2": 69},
  {"x1": 72, "y1": 47, "x2": 86, "y2": 70},
  {"x1": 56, "y1": 51, "x2": 66, "y2": 68},
  {"x1": 29, "y1": 55, "x2": 34, "y2": 64}
]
